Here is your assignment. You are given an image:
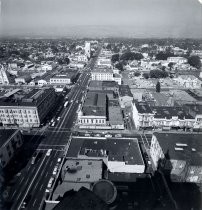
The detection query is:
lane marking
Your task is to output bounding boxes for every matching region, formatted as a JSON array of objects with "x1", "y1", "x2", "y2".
[
  {"x1": 33, "y1": 199, "x2": 37, "y2": 206},
  {"x1": 17, "y1": 152, "x2": 47, "y2": 210}
]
